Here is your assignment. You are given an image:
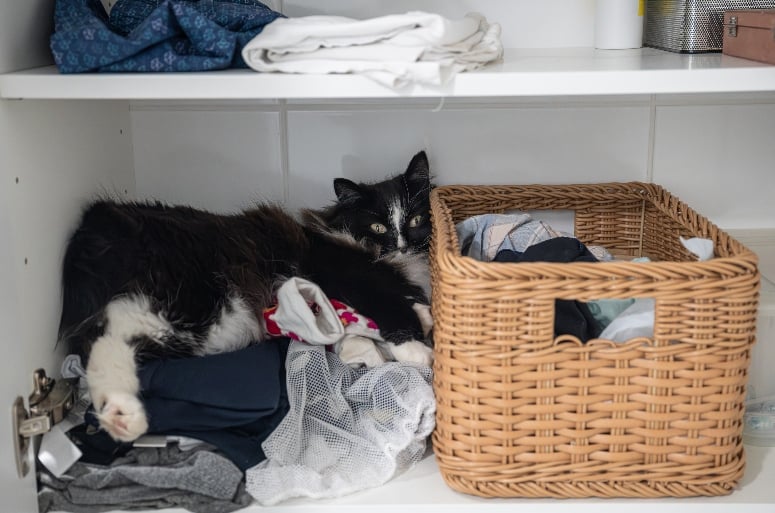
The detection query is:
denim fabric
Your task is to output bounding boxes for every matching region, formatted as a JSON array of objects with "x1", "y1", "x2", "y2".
[{"x1": 51, "y1": 0, "x2": 283, "y2": 73}]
